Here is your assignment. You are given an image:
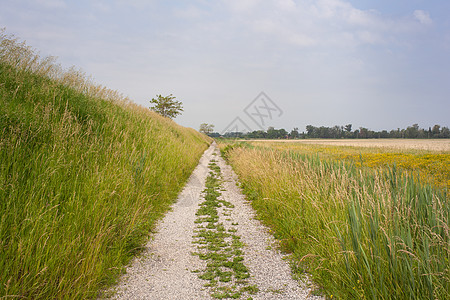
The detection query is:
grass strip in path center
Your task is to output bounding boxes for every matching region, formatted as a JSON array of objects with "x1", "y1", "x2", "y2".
[{"x1": 192, "y1": 157, "x2": 258, "y2": 299}]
